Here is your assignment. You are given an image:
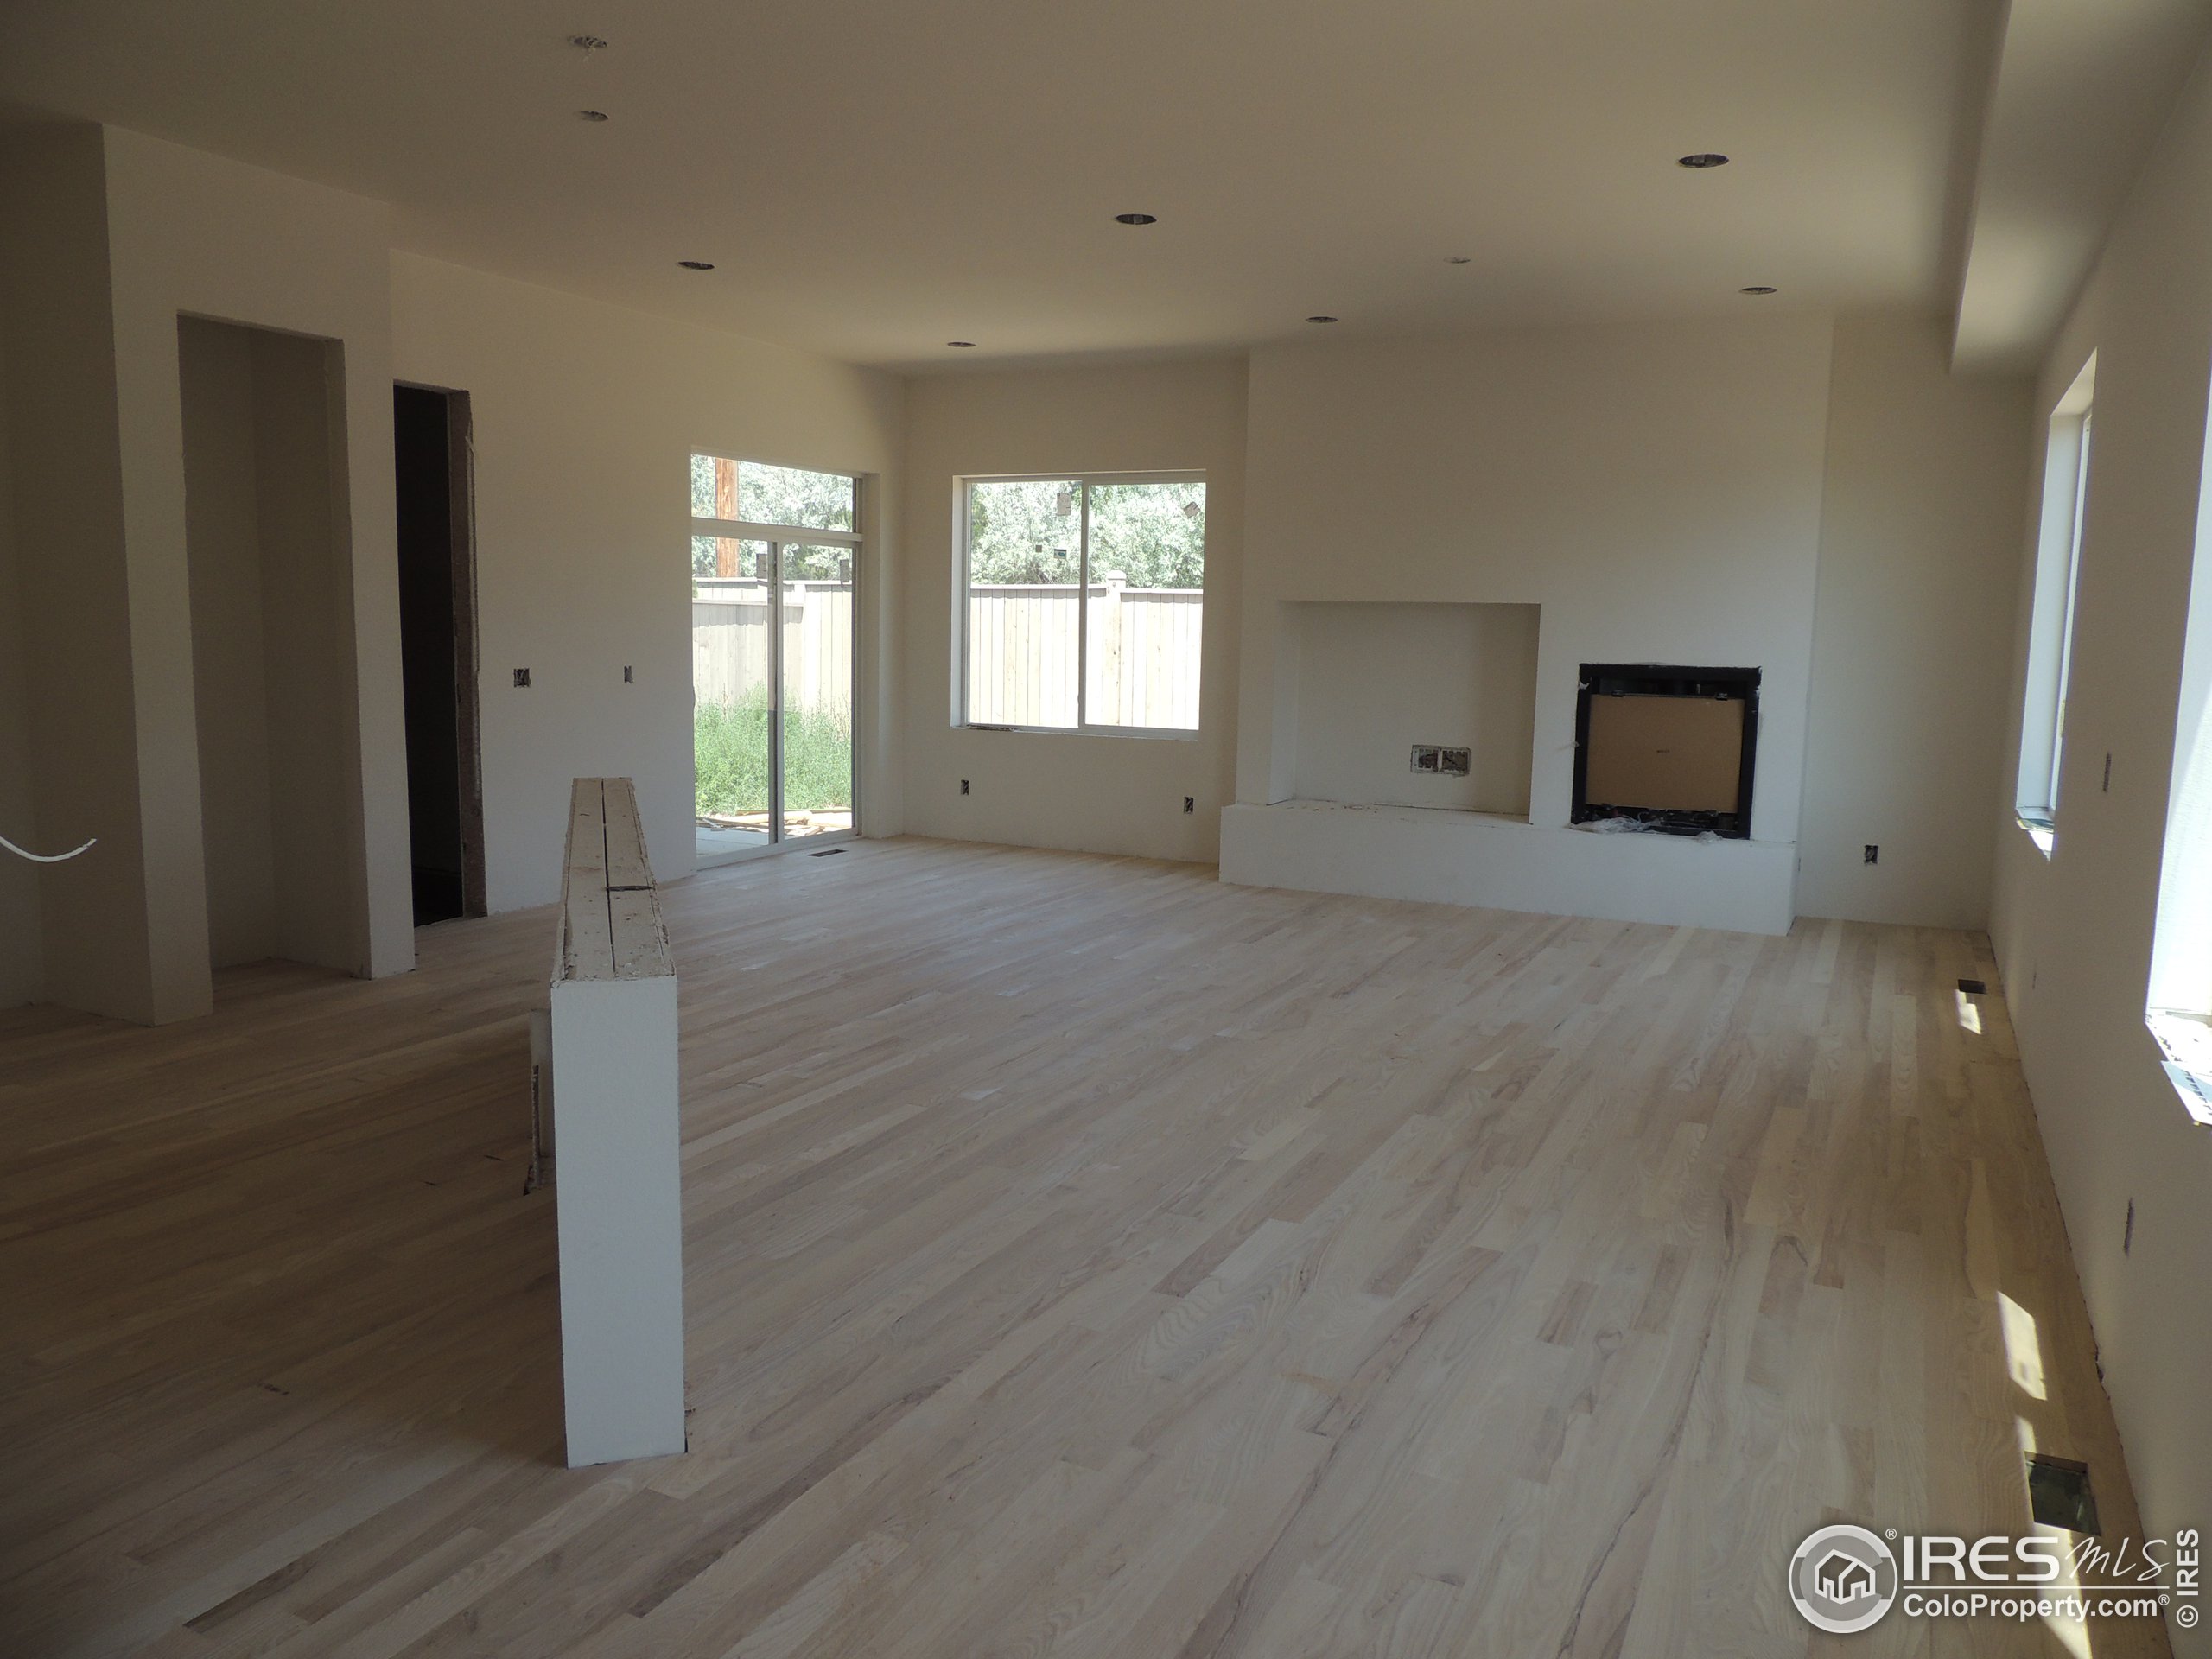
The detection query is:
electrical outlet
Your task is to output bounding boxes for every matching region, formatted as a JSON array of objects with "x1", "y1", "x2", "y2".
[
  {"x1": 1183, "y1": 796, "x2": 1195, "y2": 814},
  {"x1": 623, "y1": 665, "x2": 634, "y2": 683},
  {"x1": 959, "y1": 779, "x2": 970, "y2": 796},
  {"x1": 1410, "y1": 745, "x2": 1471, "y2": 776},
  {"x1": 512, "y1": 668, "x2": 531, "y2": 688},
  {"x1": 1863, "y1": 844, "x2": 1878, "y2": 864}
]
